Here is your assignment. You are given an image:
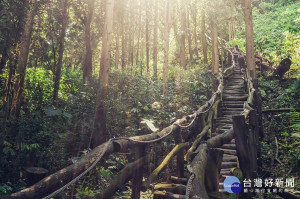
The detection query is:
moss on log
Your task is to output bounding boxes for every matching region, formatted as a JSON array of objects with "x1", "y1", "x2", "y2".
[{"x1": 143, "y1": 143, "x2": 189, "y2": 188}]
